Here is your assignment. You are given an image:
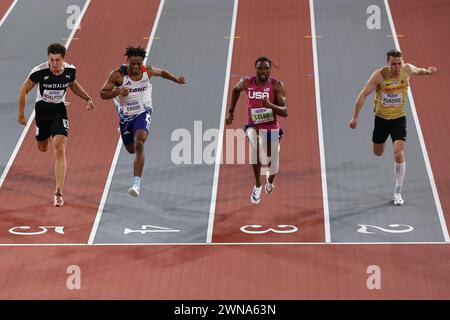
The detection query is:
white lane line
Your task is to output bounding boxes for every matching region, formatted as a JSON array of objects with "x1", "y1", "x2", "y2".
[
  {"x1": 87, "y1": 0, "x2": 166, "y2": 245},
  {"x1": 0, "y1": 0, "x2": 18, "y2": 28},
  {"x1": 0, "y1": 241, "x2": 448, "y2": 247},
  {"x1": 385, "y1": 0, "x2": 450, "y2": 242},
  {"x1": 206, "y1": 0, "x2": 239, "y2": 244},
  {"x1": 0, "y1": 0, "x2": 91, "y2": 190},
  {"x1": 309, "y1": 0, "x2": 331, "y2": 242}
]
